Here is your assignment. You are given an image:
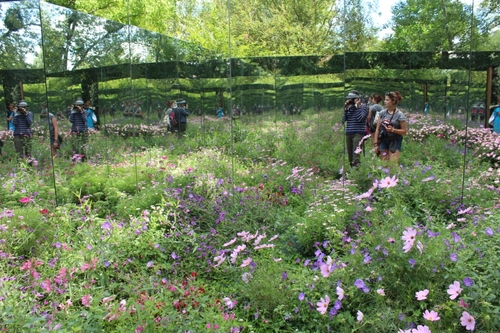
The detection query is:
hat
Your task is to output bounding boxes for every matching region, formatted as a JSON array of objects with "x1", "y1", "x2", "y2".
[
  {"x1": 18, "y1": 100, "x2": 29, "y2": 107},
  {"x1": 176, "y1": 98, "x2": 186, "y2": 105},
  {"x1": 74, "y1": 97, "x2": 84, "y2": 105},
  {"x1": 345, "y1": 92, "x2": 360, "y2": 99}
]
